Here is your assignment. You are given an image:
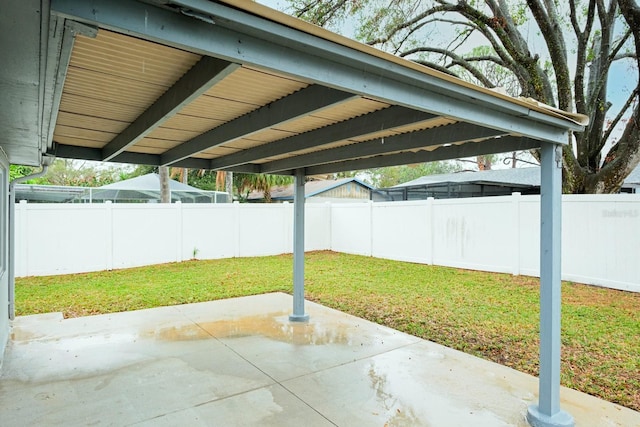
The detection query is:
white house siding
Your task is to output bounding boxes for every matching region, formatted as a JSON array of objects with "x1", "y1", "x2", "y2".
[{"x1": 0, "y1": 151, "x2": 9, "y2": 362}]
